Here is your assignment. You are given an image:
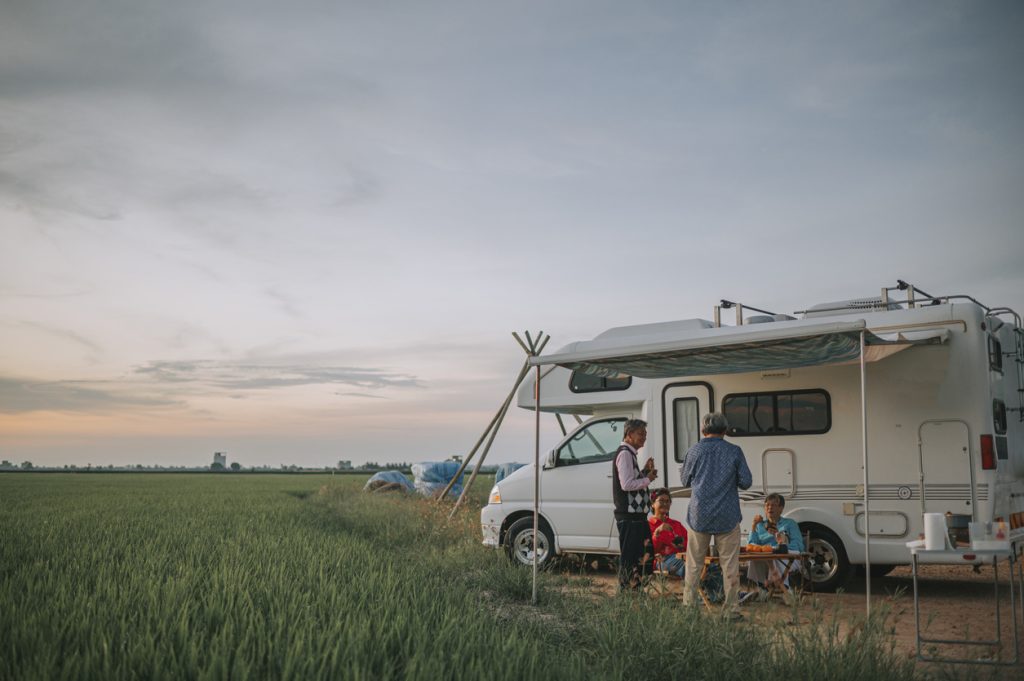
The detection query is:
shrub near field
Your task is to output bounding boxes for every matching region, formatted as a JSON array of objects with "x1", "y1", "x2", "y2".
[{"x1": 0, "y1": 474, "x2": 921, "y2": 681}]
